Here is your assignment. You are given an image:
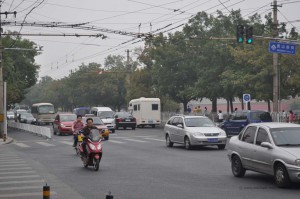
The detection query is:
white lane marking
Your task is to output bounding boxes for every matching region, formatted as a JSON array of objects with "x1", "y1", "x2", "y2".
[
  {"x1": 0, "y1": 192, "x2": 57, "y2": 198},
  {"x1": 0, "y1": 161, "x2": 27, "y2": 165},
  {"x1": 0, "y1": 158, "x2": 23, "y2": 162},
  {"x1": 0, "y1": 171, "x2": 35, "y2": 175},
  {"x1": 0, "y1": 175, "x2": 40, "y2": 179},
  {"x1": 0, "y1": 186, "x2": 41, "y2": 191},
  {"x1": 144, "y1": 138, "x2": 165, "y2": 142},
  {"x1": 0, "y1": 179, "x2": 44, "y2": 185},
  {"x1": 0, "y1": 164, "x2": 28, "y2": 168},
  {"x1": 108, "y1": 140, "x2": 125, "y2": 144},
  {"x1": 58, "y1": 141, "x2": 73, "y2": 145},
  {"x1": 122, "y1": 138, "x2": 147, "y2": 143},
  {"x1": 36, "y1": 142, "x2": 56, "y2": 147},
  {"x1": 134, "y1": 136, "x2": 154, "y2": 138},
  {"x1": 0, "y1": 167, "x2": 32, "y2": 171},
  {"x1": 14, "y1": 143, "x2": 30, "y2": 148}
]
